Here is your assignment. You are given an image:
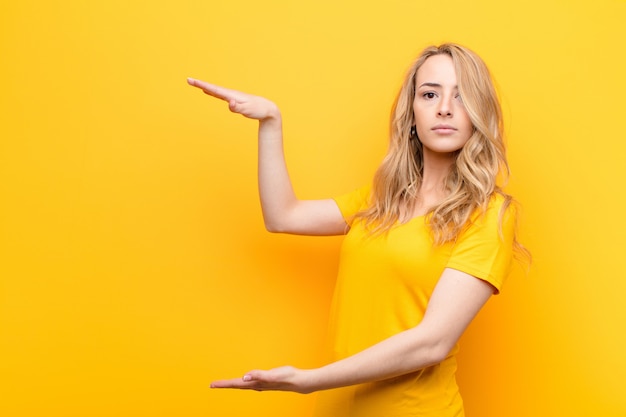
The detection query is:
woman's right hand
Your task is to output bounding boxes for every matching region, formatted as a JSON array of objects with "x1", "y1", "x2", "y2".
[
  {"x1": 187, "y1": 78, "x2": 280, "y2": 121},
  {"x1": 188, "y1": 76, "x2": 347, "y2": 236}
]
